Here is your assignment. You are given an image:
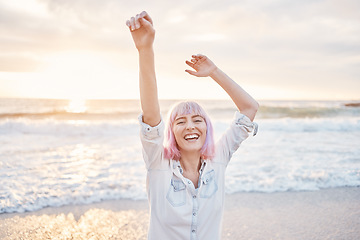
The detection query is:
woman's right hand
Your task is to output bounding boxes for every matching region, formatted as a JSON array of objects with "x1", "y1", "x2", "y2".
[{"x1": 126, "y1": 11, "x2": 155, "y2": 51}]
